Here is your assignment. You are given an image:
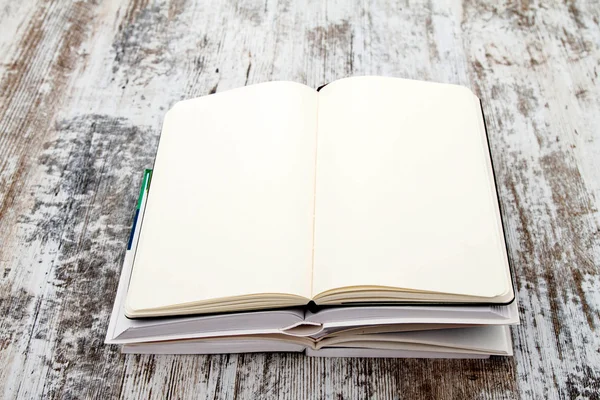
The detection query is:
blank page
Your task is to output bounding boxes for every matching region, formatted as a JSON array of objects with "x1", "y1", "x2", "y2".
[
  {"x1": 127, "y1": 82, "x2": 317, "y2": 312},
  {"x1": 312, "y1": 77, "x2": 510, "y2": 298}
]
